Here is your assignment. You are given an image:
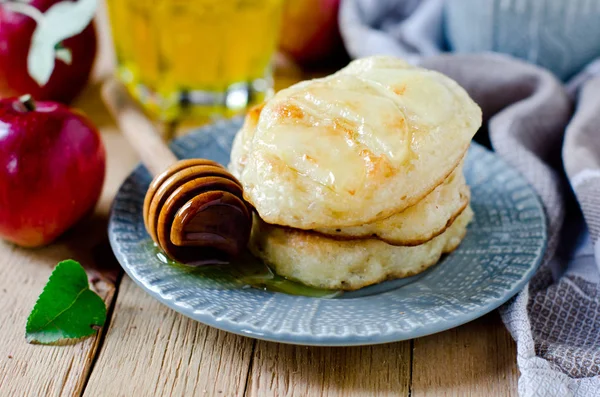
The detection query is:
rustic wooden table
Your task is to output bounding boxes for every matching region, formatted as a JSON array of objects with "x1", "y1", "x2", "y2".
[{"x1": 0, "y1": 6, "x2": 519, "y2": 397}]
